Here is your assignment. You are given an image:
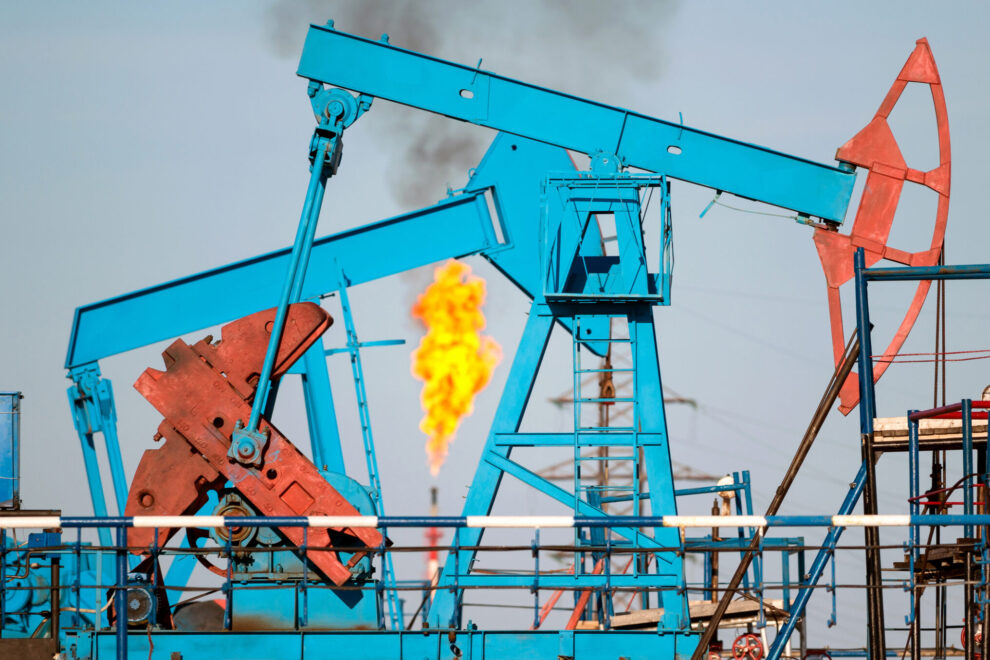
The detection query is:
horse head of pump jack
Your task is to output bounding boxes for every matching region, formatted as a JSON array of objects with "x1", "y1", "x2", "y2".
[{"x1": 814, "y1": 38, "x2": 950, "y2": 414}]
